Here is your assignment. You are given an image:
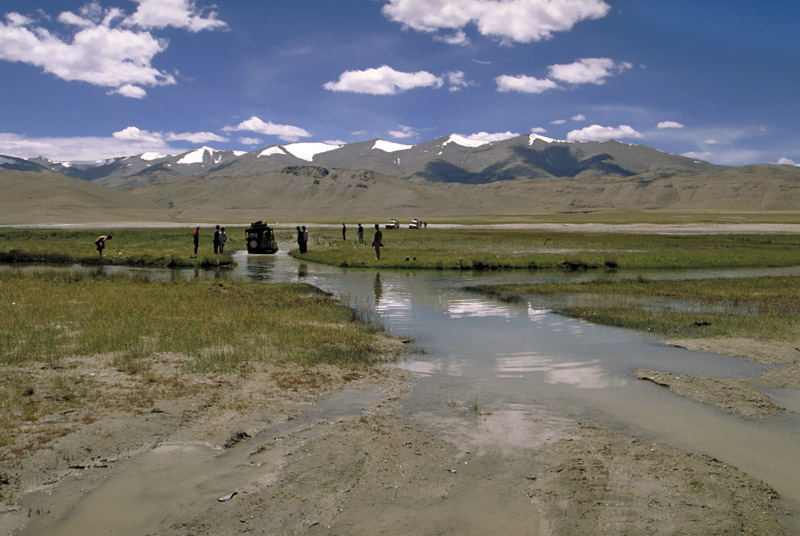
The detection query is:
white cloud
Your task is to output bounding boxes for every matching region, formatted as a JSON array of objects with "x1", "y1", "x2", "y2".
[
  {"x1": 531, "y1": 126, "x2": 547, "y2": 133},
  {"x1": 704, "y1": 138, "x2": 722, "y2": 145},
  {"x1": 382, "y1": 0, "x2": 610, "y2": 44},
  {"x1": 222, "y1": 116, "x2": 311, "y2": 142},
  {"x1": 551, "y1": 119, "x2": 566, "y2": 125},
  {"x1": 495, "y1": 74, "x2": 558, "y2": 94},
  {"x1": 777, "y1": 157, "x2": 800, "y2": 167},
  {"x1": 446, "y1": 70, "x2": 472, "y2": 92},
  {"x1": 113, "y1": 126, "x2": 164, "y2": 144},
  {"x1": 571, "y1": 114, "x2": 586, "y2": 121},
  {"x1": 548, "y1": 58, "x2": 632, "y2": 85},
  {"x1": 323, "y1": 65, "x2": 443, "y2": 95},
  {"x1": 0, "y1": 131, "x2": 178, "y2": 161},
  {"x1": 237, "y1": 137, "x2": 263, "y2": 146},
  {"x1": 167, "y1": 131, "x2": 228, "y2": 143},
  {"x1": 0, "y1": 1, "x2": 225, "y2": 98},
  {"x1": 657, "y1": 121, "x2": 684, "y2": 129},
  {"x1": 388, "y1": 124, "x2": 419, "y2": 139},
  {"x1": 124, "y1": 0, "x2": 227, "y2": 32},
  {"x1": 455, "y1": 131, "x2": 519, "y2": 143},
  {"x1": 435, "y1": 29, "x2": 469, "y2": 46},
  {"x1": 567, "y1": 124, "x2": 642, "y2": 141},
  {"x1": 110, "y1": 84, "x2": 148, "y2": 99}
]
